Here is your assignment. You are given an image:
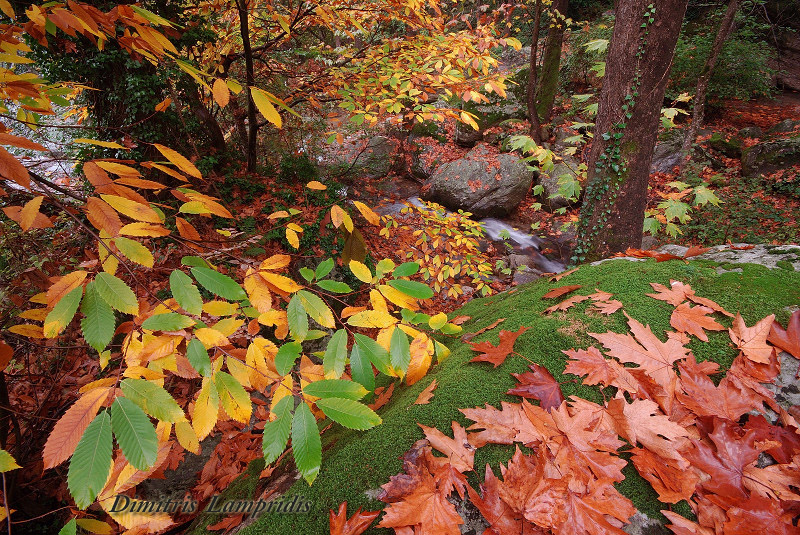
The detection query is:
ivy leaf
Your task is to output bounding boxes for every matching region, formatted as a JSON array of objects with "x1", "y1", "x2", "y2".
[
  {"x1": 141, "y1": 312, "x2": 195, "y2": 331},
  {"x1": 303, "y1": 379, "x2": 367, "y2": 400},
  {"x1": 94, "y1": 273, "x2": 139, "y2": 315},
  {"x1": 80, "y1": 282, "x2": 115, "y2": 353},
  {"x1": 387, "y1": 279, "x2": 433, "y2": 299},
  {"x1": 316, "y1": 398, "x2": 382, "y2": 430},
  {"x1": 44, "y1": 285, "x2": 83, "y2": 338},
  {"x1": 292, "y1": 402, "x2": 321, "y2": 485},
  {"x1": 67, "y1": 410, "x2": 112, "y2": 509},
  {"x1": 191, "y1": 267, "x2": 246, "y2": 301},
  {"x1": 170, "y1": 269, "x2": 202, "y2": 315},
  {"x1": 262, "y1": 396, "x2": 292, "y2": 465},
  {"x1": 120, "y1": 379, "x2": 185, "y2": 423},
  {"x1": 111, "y1": 397, "x2": 158, "y2": 471},
  {"x1": 323, "y1": 329, "x2": 348, "y2": 379}
]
